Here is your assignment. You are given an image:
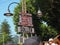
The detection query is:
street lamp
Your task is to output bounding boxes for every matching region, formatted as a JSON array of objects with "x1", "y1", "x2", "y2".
[
  {"x1": 37, "y1": 8, "x2": 42, "y2": 18},
  {"x1": 4, "y1": 2, "x2": 19, "y2": 16},
  {"x1": 0, "y1": 33, "x2": 4, "y2": 45}
]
